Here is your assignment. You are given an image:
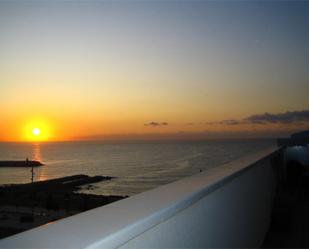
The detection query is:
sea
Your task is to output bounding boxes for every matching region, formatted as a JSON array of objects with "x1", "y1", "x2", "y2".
[{"x1": 0, "y1": 139, "x2": 275, "y2": 196}]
